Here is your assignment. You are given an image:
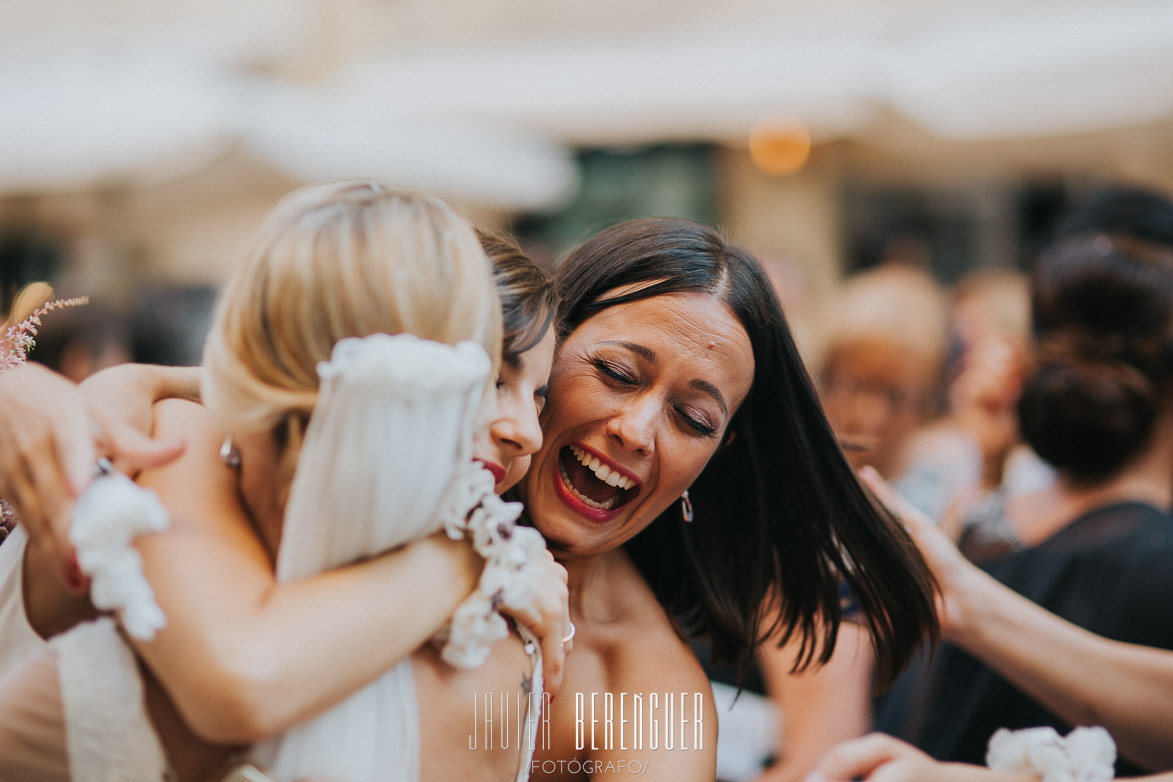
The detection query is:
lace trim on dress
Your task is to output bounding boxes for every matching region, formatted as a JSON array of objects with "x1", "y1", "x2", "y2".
[
  {"x1": 987, "y1": 725, "x2": 1116, "y2": 782},
  {"x1": 54, "y1": 618, "x2": 170, "y2": 782},
  {"x1": 434, "y1": 462, "x2": 548, "y2": 668},
  {"x1": 70, "y1": 464, "x2": 170, "y2": 641}
]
